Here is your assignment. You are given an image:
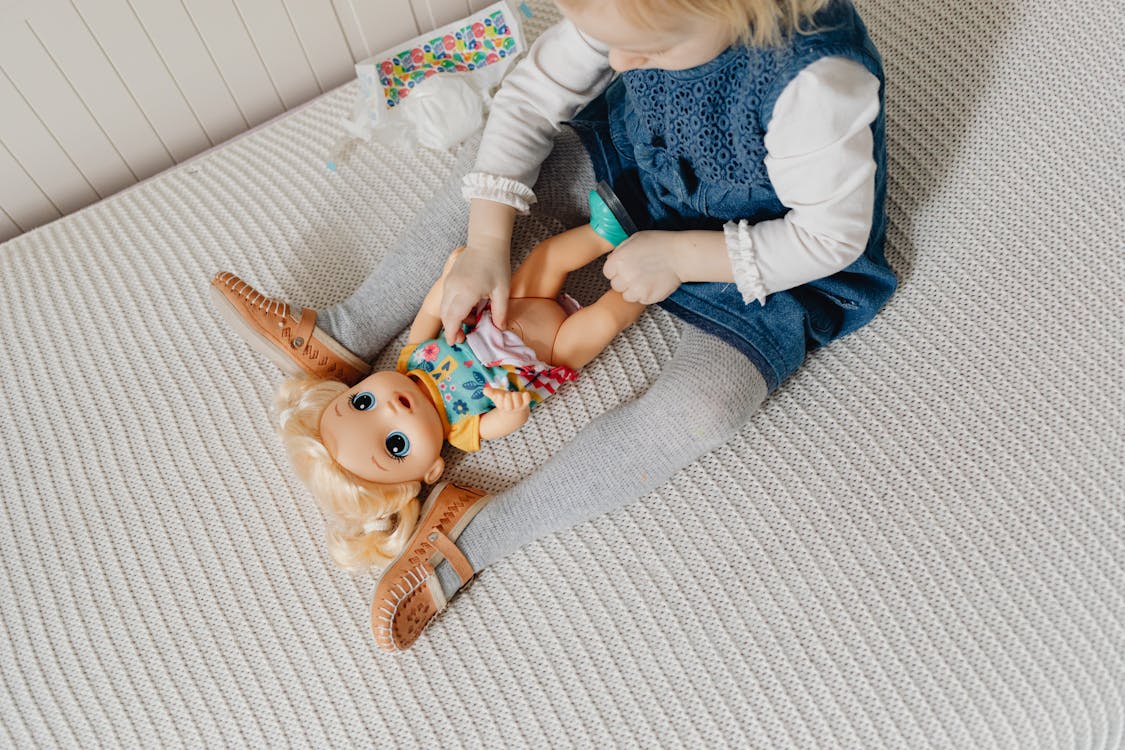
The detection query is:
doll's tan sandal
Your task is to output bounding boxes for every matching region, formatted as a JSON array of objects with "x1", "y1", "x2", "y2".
[
  {"x1": 370, "y1": 481, "x2": 491, "y2": 652},
  {"x1": 210, "y1": 272, "x2": 370, "y2": 385}
]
